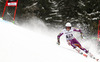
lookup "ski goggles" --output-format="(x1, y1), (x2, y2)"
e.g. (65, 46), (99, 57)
(66, 27), (71, 29)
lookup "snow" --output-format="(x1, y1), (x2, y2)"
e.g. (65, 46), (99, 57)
(0, 0), (3, 2)
(92, 18), (98, 20)
(25, 2), (37, 9)
(51, 10), (59, 12)
(0, 18), (99, 62)
(52, 1), (57, 5)
(54, 20), (62, 22)
(49, 13), (57, 15)
(78, 0), (85, 6)
(0, 18), (2, 20)
(48, 0), (52, 3)
(78, 12), (82, 15)
(57, 15), (62, 17)
(45, 17), (52, 20)
(88, 11), (100, 16)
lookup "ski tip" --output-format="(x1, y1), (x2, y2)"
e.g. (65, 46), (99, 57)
(96, 59), (99, 62)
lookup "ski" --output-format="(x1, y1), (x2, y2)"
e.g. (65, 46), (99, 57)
(75, 48), (99, 62)
(77, 50), (88, 57)
(59, 45), (99, 62)
(80, 53), (99, 61)
(90, 55), (99, 62)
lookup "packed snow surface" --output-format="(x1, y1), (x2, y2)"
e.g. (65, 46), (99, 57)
(0, 18), (99, 62)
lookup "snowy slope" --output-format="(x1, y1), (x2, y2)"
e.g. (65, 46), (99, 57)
(0, 18), (99, 62)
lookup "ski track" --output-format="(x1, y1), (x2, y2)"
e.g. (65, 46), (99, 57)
(0, 18), (99, 62)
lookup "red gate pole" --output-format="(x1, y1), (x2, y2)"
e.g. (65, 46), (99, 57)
(98, 20), (100, 41)
(2, 0), (8, 19)
(13, 0), (18, 23)
(2, 0), (18, 23)
(13, 6), (17, 23)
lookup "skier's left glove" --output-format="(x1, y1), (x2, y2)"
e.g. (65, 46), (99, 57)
(67, 40), (71, 46)
(80, 32), (83, 39)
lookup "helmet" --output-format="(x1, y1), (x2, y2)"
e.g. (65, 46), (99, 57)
(65, 22), (72, 27)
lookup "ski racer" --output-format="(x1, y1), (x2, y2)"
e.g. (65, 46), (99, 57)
(57, 22), (89, 54)
(57, 22), (99, 61)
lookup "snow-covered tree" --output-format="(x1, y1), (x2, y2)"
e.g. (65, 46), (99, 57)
(45, 0), (62, 24)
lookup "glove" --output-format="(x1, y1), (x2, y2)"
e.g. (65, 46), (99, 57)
(57, 42), (60, 45)
(80, 32), (83, 39)
(57, 38), (60, 45)
(67, 40), (71, 46)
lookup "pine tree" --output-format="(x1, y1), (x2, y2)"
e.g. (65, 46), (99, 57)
(45, 0), (62, 24)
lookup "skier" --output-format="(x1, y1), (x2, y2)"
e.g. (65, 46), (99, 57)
(57, 22), (89, 54)
(57, 22), (99, 61)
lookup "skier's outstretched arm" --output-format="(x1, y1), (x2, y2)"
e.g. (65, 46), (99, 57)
(73, 28), (82, 33)
(73, 28), (83, 38)
(57, 33), (63, 45)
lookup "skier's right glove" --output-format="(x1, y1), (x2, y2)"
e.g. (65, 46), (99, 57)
(57, 42), (60, 45)
(57, 40), (60, 45)
(57, 37), (60, 45)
